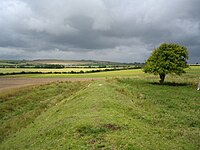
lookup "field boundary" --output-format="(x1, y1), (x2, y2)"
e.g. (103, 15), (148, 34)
(0, 78), (101, 92)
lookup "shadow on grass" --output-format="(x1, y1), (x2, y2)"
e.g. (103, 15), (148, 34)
(147, 81), (190, 86)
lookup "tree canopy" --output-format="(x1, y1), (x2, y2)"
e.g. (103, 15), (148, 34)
(143, 43), (189, 83)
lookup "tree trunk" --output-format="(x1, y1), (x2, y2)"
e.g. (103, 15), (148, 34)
(159, 74), (166, 84)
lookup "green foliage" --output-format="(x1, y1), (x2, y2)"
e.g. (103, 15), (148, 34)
(144, 43), (189, 83)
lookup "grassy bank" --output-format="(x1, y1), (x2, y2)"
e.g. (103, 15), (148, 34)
(0, 74), (199, 149)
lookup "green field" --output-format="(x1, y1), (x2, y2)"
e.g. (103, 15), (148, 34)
(0, 68), (105, 74)
(0, 69), (143, 78)
(0, 66), (200, 149)
(0, 66), (199, 81)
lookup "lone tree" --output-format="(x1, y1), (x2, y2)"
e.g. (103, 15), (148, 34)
(143, 43), (189, 84)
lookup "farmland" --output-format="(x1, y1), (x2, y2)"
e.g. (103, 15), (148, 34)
(0, 66), (200, 149)
(0, 68), (104, 74)
(0, 59), (138, 68)
(0, 59), (141, 76)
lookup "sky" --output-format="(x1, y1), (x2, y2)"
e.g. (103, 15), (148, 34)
(0, 0), (200, 63)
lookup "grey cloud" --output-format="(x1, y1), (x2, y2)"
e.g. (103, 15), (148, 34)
(0, 0), (200, 63)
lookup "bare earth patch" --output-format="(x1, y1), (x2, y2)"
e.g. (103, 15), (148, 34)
(0, 78), (100, 92)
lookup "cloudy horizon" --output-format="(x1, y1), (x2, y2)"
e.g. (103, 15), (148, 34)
(0, 0), (200, 63)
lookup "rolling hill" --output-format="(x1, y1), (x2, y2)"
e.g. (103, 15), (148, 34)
(0, 59), (130, 66)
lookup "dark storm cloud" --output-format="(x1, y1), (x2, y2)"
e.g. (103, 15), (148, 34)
(0, 0), (200, 63)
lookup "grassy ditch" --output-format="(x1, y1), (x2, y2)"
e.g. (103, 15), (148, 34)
(0, 75), (199, 149)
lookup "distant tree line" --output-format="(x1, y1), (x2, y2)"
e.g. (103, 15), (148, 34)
(189, 63), (200, 66)
(0, 63), (145, 69)
(0, 66), (142, 76)
(67, 63), (145, 68)
(0, 64), (65, 69)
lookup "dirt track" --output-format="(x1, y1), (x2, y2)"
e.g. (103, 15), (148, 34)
(0, 78), (100, 92)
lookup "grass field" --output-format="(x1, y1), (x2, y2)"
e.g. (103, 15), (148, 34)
(0, 69), (144, 79)
(0, 66), (199, 149)
(0, 66), (199, 82)
(0, 68), (105, 74)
